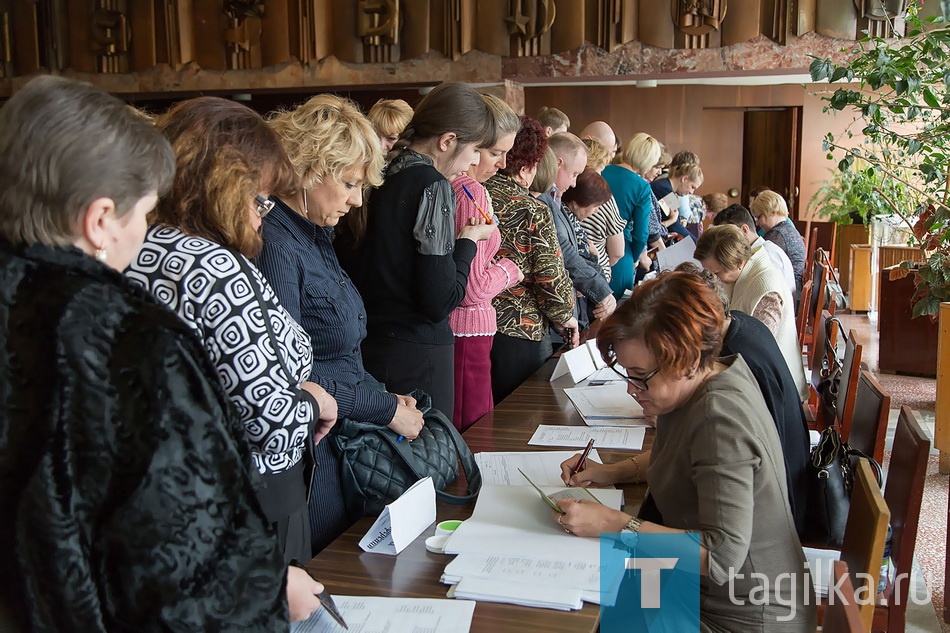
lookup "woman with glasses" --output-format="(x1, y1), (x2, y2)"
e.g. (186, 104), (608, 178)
(555, 272), (814, 632)
(126, 97), (338, 566)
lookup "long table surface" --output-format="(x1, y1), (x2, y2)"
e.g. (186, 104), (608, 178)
(304, 359), (653, 633)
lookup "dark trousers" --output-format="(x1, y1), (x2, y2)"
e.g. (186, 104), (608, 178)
(259, 462), (312, 564)
(490, 332), (553, 404)
(362, 337), (455, 418)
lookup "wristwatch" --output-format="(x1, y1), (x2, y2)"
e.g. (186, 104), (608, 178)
(622, 516), (642, 534)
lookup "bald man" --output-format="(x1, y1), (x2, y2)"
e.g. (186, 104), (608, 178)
(580, 121), (619, 155)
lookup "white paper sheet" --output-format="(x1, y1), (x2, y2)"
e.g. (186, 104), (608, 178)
(289, 596), (476, 633)
(563, 383), (646, 420)
(527, 425), (646, 450)
(359, 477), (436, 555)
(802, 546), (841, 598)
(582, 366), (625, 387)
(549, 344), (597, 383)
(474, 450), (604, 486)
(656, 236), (701, 271)
(451, 576), (583, 611)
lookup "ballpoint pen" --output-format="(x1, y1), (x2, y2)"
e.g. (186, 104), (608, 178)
(459, 183), (493, 224)
(569, 438), (595, 479)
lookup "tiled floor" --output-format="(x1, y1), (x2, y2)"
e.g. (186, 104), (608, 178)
(833, 313), (945, 633)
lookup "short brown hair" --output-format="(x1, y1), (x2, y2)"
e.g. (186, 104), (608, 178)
(398, 82), (496, 151)
(694, 224), (752, 271)
(152, 97), (297, 258)
(537, 106), (570, 131)
(0, 76), (174, 247)
(561, 168), (611, 208)
(367, 98), (413, 138)
(503, 117), (547, 180)
(597, 271), (724, 375)
(703, 192), (729, 215)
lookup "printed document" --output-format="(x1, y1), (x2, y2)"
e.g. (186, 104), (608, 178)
(563, 383), (647, 422)
(528, 425), (646, 450)
(289, 596), (475, 633)
(474, 450), (604, 486)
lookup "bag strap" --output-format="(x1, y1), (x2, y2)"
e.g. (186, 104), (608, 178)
(845, 445), (885, 487)
(421, 407), (483, 504)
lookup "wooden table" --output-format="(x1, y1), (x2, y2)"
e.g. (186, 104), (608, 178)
(305, 360), (652, 633)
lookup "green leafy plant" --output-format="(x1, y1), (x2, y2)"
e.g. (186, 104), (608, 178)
(807, 161), (906, 225)
(810, 2), (950, 316)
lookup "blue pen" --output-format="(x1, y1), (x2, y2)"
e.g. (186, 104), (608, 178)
(460, 184), (493, 224)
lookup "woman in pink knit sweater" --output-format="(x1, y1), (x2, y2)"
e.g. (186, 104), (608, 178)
(450, 95), (523, 430)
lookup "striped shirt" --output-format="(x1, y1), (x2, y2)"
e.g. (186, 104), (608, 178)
(580, 195), (626, 282)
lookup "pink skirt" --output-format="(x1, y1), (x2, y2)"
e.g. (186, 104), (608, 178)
(452, 335), (494, 431)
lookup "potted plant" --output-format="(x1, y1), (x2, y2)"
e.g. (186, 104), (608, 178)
(809, 2), (950, 317)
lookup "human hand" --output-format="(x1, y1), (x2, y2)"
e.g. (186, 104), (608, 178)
(396, 393), (416, 408)
(301, 382), (338, 444)
(388, 403), (425, 440)
(458, 216), (494, 242)
(559, 455), (617, 487)
(587, 239), (600, 257)
(669, 208), (679, 222)
(554, 317), (580, 348)
(592, 294), (616, 320)
(286, 566), (324, 622)
(554, 500), (630, 538)
(516, 266), (525, 283)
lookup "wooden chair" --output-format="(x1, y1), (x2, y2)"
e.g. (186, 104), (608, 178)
(842, 370), (890, 465)
(810, 220), (839, 266)
(871, 407), (930, 633)
(824, 561), (865, 633)
(803, 226), (819, 293)
(804, 254), (830, 366)
(842, 458), (892, 631)
(833, 330), (863, 433)
(797, 278), (814, 346)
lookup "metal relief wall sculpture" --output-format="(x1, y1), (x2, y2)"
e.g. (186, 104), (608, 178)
(224, 0), (264, 69)
(672, 0), (727, 48)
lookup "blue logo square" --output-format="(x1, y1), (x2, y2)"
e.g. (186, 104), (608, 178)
(601, 532), (701, 632)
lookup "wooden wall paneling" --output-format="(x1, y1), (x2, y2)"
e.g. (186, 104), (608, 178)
(259, 0), (292, 66)
(400, 0), (430, 60)
(816, 0), (857, 38)
(638, 0), (675, 49)
(310, 0), (332, 61)
(581, 0), (639, 53)
(550, 0), (586, 53)
(128, 0), (156, 71)
(0, 1), (12, 78)
(164, 0), (195, 69)
(65, 0), (96, 72)
(191, 0), (227, 70)
(699, 107), (745, 203)
(475, 0), (510, 56)
(721, 0), (763, 45)
(329, 0), (360, 62)
(9, 2), (41, 75)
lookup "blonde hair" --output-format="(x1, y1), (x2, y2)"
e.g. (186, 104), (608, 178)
(530, 147), (558, 194)
(270, 94), (384, 190)
(694, 224), (752, 271)
(483, 94), (520, 137)
(621, 133), (662, 175)
(751, 190), (789, 219)
(367, 98), (413, 138)
(583, 138), (612, 172)
(671, 163), (703, 184)
(656, 150), (672, 169)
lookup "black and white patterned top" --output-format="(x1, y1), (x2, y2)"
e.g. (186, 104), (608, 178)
(127, 226), (316, 475)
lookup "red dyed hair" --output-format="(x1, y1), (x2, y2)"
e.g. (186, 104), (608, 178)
(501, 116), (547, 178)
(597, 271), (724, 375)
(561, 167), (611, 208)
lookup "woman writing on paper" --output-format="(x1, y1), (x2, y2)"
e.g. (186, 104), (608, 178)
(555, 272), (814, 632)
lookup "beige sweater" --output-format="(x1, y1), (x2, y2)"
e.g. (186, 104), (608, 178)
(729, 248), (808, 400)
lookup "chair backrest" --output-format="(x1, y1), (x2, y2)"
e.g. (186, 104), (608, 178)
(881, 406), (930, 628)
(840, 458), (890, 631)
(835, 330), (863, 430)
(810, 310), (839, 390)
(797, 279), (815, 346)
(804, 225), (819, 285)
(843, 369), (890, 464)
(823, 561), (865, 633)
(811, 220), (838, 265)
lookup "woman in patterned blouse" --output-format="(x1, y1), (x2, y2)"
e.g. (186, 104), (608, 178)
(126, 97), (338, 566)
(485, 117), (577, 403)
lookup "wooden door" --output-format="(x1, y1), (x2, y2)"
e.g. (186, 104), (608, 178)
(742, 107), (802, 217)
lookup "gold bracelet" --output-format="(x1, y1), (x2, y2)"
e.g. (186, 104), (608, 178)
(629, 456), (641, 484)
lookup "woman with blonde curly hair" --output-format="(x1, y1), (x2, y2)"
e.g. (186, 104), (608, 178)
(255, 94), (426, 552)
(126, 97), (339, 567)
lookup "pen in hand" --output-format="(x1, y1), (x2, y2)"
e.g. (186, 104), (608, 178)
(569, 438), (595, 484)
(460, 183), (493, 224)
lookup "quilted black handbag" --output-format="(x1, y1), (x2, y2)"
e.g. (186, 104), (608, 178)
(331, 389), (482, 517)
(803, 426), (883, 548)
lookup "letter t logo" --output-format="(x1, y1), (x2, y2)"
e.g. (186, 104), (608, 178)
(625, 558), (679, 608)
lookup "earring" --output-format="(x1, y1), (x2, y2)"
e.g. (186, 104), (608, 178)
(95, 248), (108, 263)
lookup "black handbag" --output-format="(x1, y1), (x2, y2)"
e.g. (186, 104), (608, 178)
(331, 389), (482, 517)
(816, 316), (844, 424)
(803, 426), (883, 548)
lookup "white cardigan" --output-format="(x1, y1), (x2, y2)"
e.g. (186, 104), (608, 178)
(729, 248), (808, 400)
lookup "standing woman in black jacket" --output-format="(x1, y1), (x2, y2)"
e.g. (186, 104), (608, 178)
(0, 76), (323, 631)
(340, 82), (496, 416)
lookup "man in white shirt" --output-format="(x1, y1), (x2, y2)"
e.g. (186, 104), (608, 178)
(712, 204), (797, 297)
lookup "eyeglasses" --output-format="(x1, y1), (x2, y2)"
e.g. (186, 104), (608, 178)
(255, 194), (275, 219)
(609, 362), (660, 392)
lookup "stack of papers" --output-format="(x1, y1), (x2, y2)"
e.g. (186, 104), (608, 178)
(527, 425), (646, 450)
(563, 383), (649, 427)
(439, 485), (625, 610)
(802, 547), (840, 597)
(289, 596), (475, 632)
(474, 450), (605, 486)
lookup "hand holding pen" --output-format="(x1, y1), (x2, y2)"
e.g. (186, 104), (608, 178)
(289, 563), (349, 629)
(460, 183), (493, 224)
